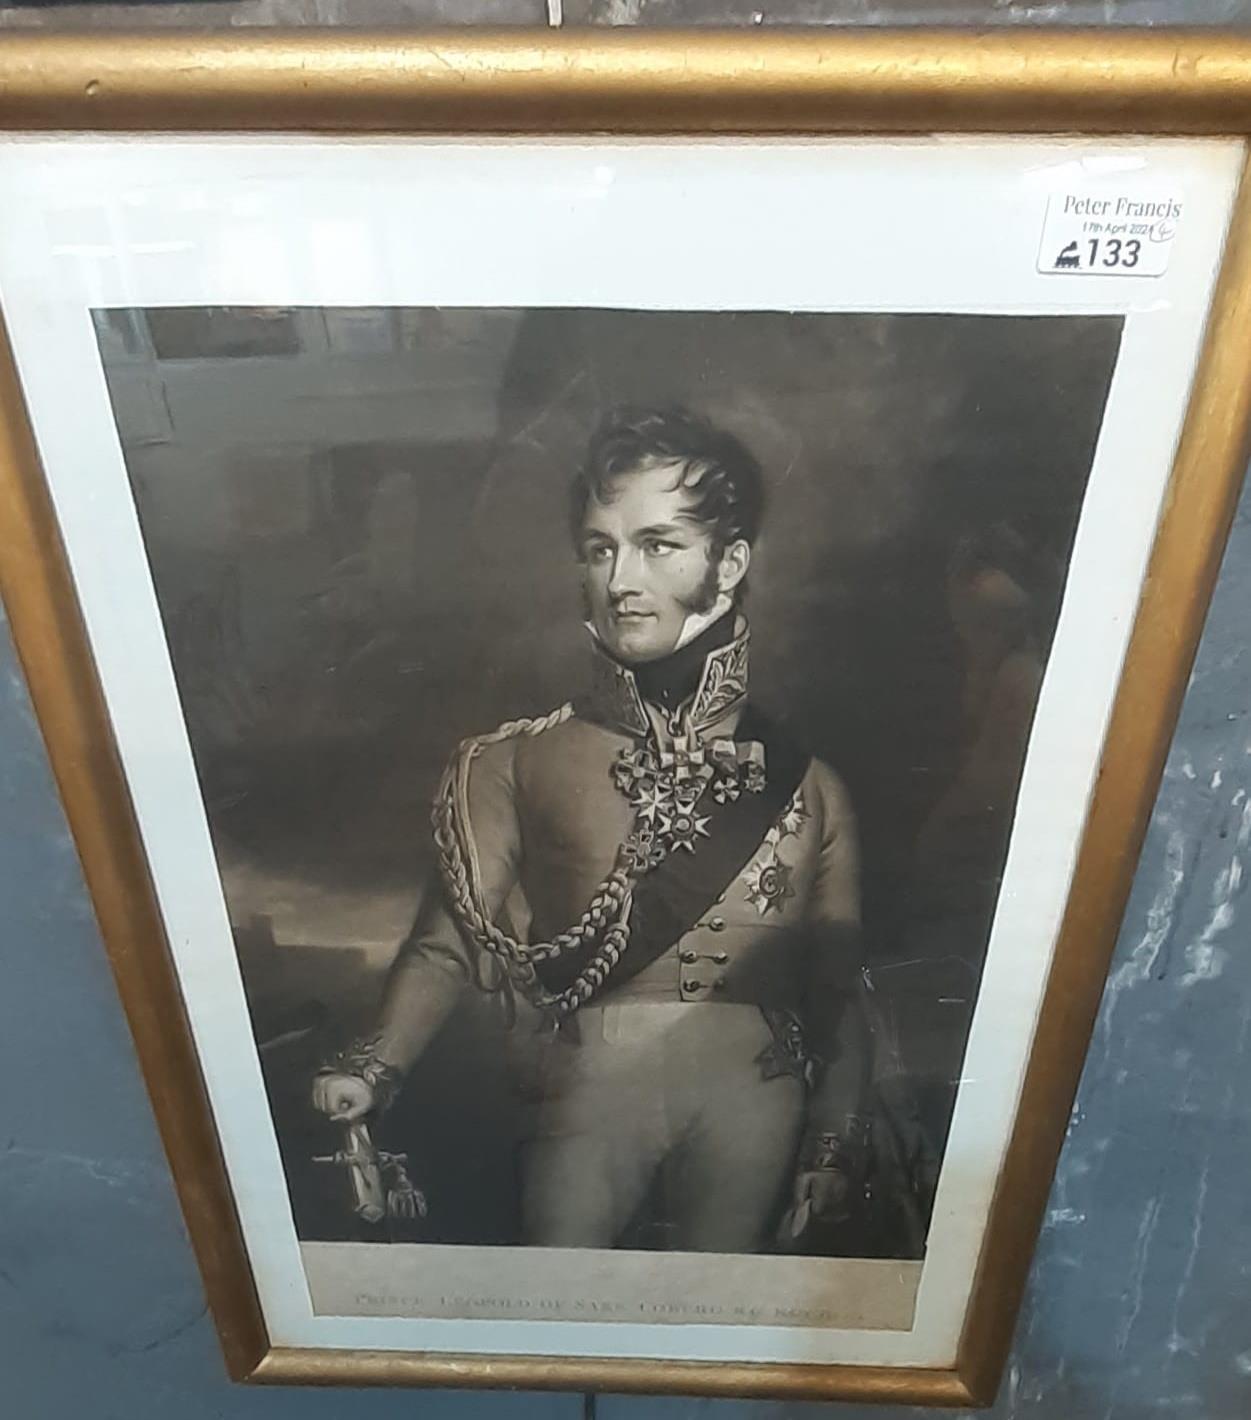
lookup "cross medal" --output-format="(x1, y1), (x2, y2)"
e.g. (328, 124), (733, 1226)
(612, 727), (766, 873)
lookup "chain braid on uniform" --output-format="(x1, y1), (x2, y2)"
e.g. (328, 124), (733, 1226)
(432, 703), (640, 1018)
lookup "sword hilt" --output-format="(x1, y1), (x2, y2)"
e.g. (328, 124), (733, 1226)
(314, 1120), (428, 1224)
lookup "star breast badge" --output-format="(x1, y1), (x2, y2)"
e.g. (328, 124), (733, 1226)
(658, 807), (711, 854)
(743, 857), (796, 916)
(765, 791), (809, 848)
(744, 792), (807, 915)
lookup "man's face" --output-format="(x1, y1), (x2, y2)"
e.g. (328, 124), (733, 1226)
(578, 459), (747, 665)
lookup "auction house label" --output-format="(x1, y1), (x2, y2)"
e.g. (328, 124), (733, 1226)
(1038, 191), (1181, 277)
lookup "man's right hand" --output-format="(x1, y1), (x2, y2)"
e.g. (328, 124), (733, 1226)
(312, 1072), (375, 1122)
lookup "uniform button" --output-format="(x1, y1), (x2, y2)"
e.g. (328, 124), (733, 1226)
(713, 976), (726, 991)
(683, 979), (704, 992)
(712, 951), (729, 965)
(709, 917), (726, 932)
(680, 949), (698, 963)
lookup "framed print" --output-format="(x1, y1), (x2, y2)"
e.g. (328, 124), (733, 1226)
(2, 29), (1251, 1407)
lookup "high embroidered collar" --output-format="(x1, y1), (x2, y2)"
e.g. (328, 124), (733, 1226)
(634, 610), (736, 713)
(581, 614), (751, 738)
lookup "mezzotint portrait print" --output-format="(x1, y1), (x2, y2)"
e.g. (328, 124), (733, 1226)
(94, 305), (1123, 1265)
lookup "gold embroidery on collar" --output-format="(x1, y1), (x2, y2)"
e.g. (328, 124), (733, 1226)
(688, 627), (750, 733)
(585, 646), (651, 737)
(584, 621), (750, 738)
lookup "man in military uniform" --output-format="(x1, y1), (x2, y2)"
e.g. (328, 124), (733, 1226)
(314, 406), (870, 1253)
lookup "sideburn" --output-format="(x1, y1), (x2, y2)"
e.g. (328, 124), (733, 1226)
(678, 557), (723, 616)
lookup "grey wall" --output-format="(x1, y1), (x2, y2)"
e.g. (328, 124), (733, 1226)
(5, 1), (1251, 27)
(3, 4), (1251, 1419)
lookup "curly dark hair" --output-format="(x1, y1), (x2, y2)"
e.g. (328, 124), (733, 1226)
(569, 405), (766, 561)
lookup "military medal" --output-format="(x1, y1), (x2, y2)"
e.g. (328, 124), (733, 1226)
(743, 857), (796, 915)
(612, 728), (765, 872)
(744, 790), (808, 915)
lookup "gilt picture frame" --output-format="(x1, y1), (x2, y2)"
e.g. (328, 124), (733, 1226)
(1, 30), (1251, 1406)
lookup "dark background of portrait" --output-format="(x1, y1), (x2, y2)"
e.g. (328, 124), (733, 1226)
(95, 305), (1122, 1255)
